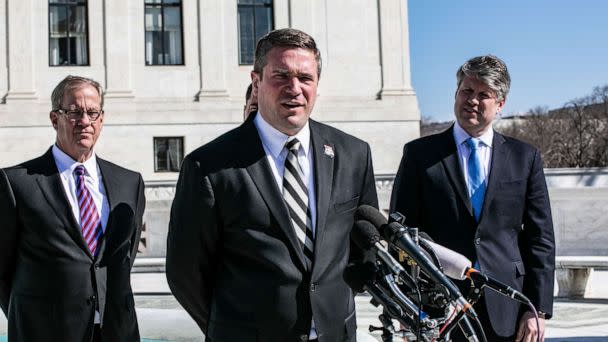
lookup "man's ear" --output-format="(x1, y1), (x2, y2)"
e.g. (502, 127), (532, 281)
(251, 71), (260, 95)
(497, 96), (506, 112)
(50, 111), (58, 130)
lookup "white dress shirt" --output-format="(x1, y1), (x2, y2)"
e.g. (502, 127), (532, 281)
(453, 121), (493, 193)
(52, 144), (110, 324)
(253, 113), (318, 339)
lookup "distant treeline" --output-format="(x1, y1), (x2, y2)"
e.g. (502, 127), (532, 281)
(497, 85), (608, 168)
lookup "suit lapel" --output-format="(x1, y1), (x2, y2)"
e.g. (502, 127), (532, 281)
(35, 149), (94, 260)
(310, 122), (334, 268)
(479, 133), (507, 223)
(440, 127), (473, 216)
(243, 117), (307, 270)
(96, 158), (117, 260)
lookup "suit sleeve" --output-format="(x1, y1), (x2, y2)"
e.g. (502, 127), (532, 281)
(390, 143), (421, 227)
(359, 143), (379, 209)
(166, 155), (219, 334)
(129, 174), (146, 268)
(520, 150), (555, 318)
(0, 169), (18, 317)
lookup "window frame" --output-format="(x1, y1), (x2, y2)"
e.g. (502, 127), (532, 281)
(153, 136), (184, 173)
(237, 0), (274, 65)
(144, 0), (185, 66)
(48, 0), (90, 67)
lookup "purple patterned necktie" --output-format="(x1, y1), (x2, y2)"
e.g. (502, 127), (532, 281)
(74, 165), (103, 256)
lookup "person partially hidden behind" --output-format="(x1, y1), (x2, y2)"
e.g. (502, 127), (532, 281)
(166, 28), (378, 342)
(243, 83), (258, 120)
(390, 55), (555, 342)
(0, 76), (145, 342)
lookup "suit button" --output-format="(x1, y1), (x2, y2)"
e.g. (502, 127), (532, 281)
(474, 238), (481, 245)
(94, 264), (100, 270)
(310, 282), (317, 292)
(299, 334), (308, 341)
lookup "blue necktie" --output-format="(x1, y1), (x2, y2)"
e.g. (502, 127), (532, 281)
(467, 138), (486, 222)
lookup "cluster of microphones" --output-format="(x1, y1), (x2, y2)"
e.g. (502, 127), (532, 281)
(345, 205), (536, 342)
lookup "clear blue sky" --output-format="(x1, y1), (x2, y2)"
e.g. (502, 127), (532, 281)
(408, 1), (608, 122)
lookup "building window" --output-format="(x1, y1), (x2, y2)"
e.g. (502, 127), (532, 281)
(145, 0), (184, 65)
(237, 0), (273, 65)
(48, 0), (89, 66)
(154, 137), (183, 172)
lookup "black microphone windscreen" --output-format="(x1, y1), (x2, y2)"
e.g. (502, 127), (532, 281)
(355, 205), (387, 229)
(344, 261), (378, 292)
(351, 220), (381, 250)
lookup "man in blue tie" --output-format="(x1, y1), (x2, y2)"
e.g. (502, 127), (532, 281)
(390, 55), (555, 342)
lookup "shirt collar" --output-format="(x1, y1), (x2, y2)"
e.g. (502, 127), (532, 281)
(253, 112), (311, 158)
(453, 121), (494, 148)
(52, 144), (100, 179)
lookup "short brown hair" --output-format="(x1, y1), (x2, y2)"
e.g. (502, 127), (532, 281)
(51, 75), (104, 110)
(253, 28), (322, 79)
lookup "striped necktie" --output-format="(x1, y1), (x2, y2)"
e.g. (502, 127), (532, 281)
(282, 138), (314, 268)
(467, 138), (486, 221)
(74, 165), (103, 256)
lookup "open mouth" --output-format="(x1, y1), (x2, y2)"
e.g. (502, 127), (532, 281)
(464, 107), (478, 115)
(282, 103), (303, 109)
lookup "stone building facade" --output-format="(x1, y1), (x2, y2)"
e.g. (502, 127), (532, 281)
(0, 0), (419, 176)
(0, 0), (420, 256)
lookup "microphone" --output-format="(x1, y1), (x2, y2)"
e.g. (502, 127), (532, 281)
(351, 220), (409, 281)
(343, 262), (407, 321)
(383, 221), (470, 305)
(464, 268), (529, 304)
(351, 220), (418, 291)
(355, 206), (472, 313)
(417, 232), (530, 304)
(350, 220), (435, 327)
(418, 233), (472, 280)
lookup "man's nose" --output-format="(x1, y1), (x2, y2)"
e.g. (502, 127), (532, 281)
(467, 95), (480, 105)
(285, 77), (302, 95)
(75, 112), (92, 126)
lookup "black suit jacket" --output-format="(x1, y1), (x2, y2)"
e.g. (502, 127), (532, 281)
(390, 127), (555, 337)
(166, 114), (378, 342)
(0, 148), (145, 342)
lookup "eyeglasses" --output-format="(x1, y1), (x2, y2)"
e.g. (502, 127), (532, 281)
(54, 109), (104, 121)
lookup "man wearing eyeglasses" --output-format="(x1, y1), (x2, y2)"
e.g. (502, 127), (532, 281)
(0, 75), (145, 342)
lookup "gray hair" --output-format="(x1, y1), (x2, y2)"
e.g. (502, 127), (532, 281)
(456, 55), (510, 102)
(253, 28), (322, 79)
(51, 75), (104, 110)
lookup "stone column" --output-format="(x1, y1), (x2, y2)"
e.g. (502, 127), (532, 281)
(5, 0), (37, 101)
(289, 0), (315, 35)
(0, 0), (7, 100)
(198, 0), (228, 98)
(104, 0), (134, 98)
(378, 0), (415, 97)
(273, 0), (290, 28)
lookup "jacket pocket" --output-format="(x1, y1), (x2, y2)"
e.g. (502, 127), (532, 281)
(334, 196), (360, 214)
(515, 261), (526, 277)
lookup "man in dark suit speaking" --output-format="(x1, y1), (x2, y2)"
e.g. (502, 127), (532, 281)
(167, 28), (378, 342)
(0, 76), (145, 342)
(390, 55), (555, 342)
